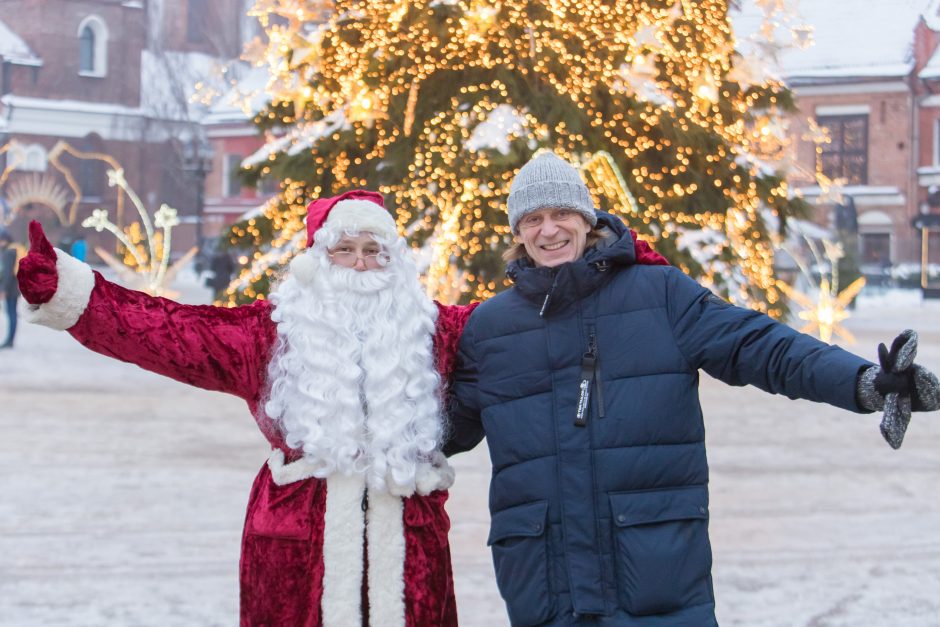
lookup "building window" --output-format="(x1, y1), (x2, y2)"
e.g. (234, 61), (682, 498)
(860, 232), (891, 266)
(935, 119), (940, 166)
(78, 159), (102, 199)
(224, 154), (244, 197)
(77, 16), (108, 77)
(259, 176), (279, 196)
(929, 231), (940, 265)
(188, 0), (210, 44)
(817, 114), (868, 185)
(79, 27), (94, 72)
(9, 143), (47, 172)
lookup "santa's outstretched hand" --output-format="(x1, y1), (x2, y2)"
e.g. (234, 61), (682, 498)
(17, 220), (59, 305)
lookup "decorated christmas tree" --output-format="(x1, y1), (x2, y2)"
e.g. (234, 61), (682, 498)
(226, 0), (808, 316)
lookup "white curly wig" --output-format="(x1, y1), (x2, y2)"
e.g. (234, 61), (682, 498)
(263, 223), (442, 496)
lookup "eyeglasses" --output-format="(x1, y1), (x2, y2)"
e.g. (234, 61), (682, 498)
(327, 247), (390, 268)
(518, 208), (578, 230)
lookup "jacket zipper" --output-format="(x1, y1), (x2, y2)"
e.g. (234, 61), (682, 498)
(539, 272), (559, 318)
(589, 327), (605, 418)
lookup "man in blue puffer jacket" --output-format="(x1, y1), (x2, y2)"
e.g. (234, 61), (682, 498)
(443, 152), (940, 626)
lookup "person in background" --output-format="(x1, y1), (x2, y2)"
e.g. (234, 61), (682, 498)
(444, 152), (940, 626)
(69, 232), (87, 262)
(0, 230), (20, 349)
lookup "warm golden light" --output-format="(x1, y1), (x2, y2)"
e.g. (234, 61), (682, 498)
(226, 0), (806, 313)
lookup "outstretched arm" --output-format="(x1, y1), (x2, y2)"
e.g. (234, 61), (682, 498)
(666, 267), (939, 444)
(17, 221), (274, 401)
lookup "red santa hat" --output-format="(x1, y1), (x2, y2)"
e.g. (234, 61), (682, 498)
(304, 189), (397, 247)
(292, 190), (398, 282)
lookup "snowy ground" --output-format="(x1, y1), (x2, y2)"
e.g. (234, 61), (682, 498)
(1, 274), (939, 627)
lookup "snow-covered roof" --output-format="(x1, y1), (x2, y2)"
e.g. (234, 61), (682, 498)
(919, 49), (940, 79)
(0, 18), (41, 66)
(732, 0), (929, 81)
(924, 0), (940, 30)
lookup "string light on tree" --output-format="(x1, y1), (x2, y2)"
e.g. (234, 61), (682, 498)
(228, 0), (811, 316)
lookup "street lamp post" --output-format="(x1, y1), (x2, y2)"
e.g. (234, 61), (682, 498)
(182, 137), (214, 267)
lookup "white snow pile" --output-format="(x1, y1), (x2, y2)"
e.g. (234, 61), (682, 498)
(242, 110), (349, 168)
(465, 104), (527, 155)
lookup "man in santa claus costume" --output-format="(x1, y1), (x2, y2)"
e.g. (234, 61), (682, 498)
(16, 190), (475, 627)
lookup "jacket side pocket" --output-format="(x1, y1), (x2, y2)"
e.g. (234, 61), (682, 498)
(488, 500), (555, 626)
(609, 486), (713, 616)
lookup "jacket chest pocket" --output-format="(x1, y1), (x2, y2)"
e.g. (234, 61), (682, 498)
(609, 486), (713, 616)
(487, 500), (555, 626)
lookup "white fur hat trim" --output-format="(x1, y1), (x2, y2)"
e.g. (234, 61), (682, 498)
(323, 199), (398, 240)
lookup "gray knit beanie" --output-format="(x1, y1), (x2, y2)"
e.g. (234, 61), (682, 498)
(507, 152), (597, 234)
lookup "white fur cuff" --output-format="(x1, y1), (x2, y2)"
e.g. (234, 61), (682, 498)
(24, 248), (95, 331)
(415, 451), (456, 495)
(267, 448), (321, 485)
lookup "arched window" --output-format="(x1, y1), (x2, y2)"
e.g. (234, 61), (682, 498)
(77, 16), (108, 77)
(24, 145), (48, 172)
(79, 26), (94, 72)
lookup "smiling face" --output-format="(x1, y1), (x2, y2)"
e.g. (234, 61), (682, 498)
(516, 207), (592, 268)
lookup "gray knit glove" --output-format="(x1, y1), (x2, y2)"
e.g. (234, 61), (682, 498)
(856, 330), (940, 449)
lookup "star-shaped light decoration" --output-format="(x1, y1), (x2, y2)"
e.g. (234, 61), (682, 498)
(615, 55), (674, 108)
(80, 169), (197, 296)
(693, 69), (720, 107)
(346, 83), (385, 125)
(388, 0), (410, 30)
(462, 0), (501, 45)
(633, 22), (662, 49)
(84, 208), (112, 232)
(727, 53), (770, 91)
(153, 204), (180, 229)
(776, 276), (866, 344)
(791, 24), (814, 50)
(755, 0), (791, 13)
(776, 239), (867, 344)
(814, 172), (847, 206)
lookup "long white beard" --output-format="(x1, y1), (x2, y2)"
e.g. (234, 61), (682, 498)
(263, 240), (442, 496)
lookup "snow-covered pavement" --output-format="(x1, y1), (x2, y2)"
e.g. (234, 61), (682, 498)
(1, 281), (939, 626)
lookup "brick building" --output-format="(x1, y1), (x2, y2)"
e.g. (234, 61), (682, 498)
(758, 0), (940, 286)
(0, 0), (252, 260)
(200, 68), (273, 247)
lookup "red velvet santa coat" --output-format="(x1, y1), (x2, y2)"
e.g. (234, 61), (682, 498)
(25, 249), (476, 627)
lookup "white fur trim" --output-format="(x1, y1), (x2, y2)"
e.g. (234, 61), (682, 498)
(24, 248), (95, 331)
(415, 451), (456, 495)
(266, 448), (321, 485)
(367, 490), (406, 627)
(268, 450), (409, 626)
(322, 474), (366, 627)
(325, 199), (398, 240)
